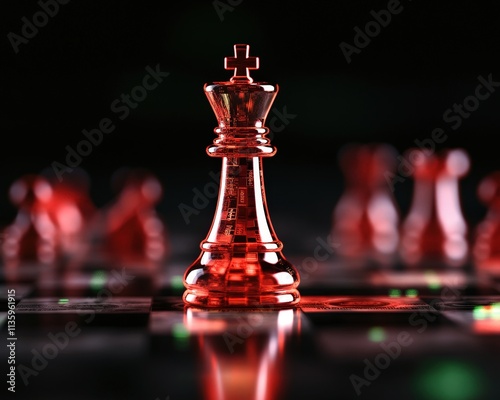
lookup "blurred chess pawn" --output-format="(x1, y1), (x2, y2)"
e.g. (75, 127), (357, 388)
(41, 168), (96, 261)
(331, 143), (400, 267)
(1, 174), (58, 268)
(472, 171), (500, 276)
(400, 148), (470, 268)
(98, 168), (168, 268)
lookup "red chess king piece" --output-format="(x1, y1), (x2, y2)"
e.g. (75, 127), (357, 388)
(182, 44), (300, 308)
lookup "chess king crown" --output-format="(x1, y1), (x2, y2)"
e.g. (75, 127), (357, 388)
(204, 43), (278, 157)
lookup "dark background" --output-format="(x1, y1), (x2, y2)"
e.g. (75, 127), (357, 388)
(2, 0), (500, 259)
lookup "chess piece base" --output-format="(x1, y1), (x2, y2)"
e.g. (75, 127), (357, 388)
(183, 251), (300, 308)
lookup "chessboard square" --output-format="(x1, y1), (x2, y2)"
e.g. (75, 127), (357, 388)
(16, 297), (152, 314)
(299, 295), (436, 313)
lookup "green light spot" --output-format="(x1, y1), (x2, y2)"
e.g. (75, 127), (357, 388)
(172, 323), (189, 339)
(90, 270), (107, 290)
(172, 323), (190, 349)
(413, 360), (486, 400)
(425, 271), (441, 290)
(170, 275), (184, 291)
(473, 306), (488, 320)
(406, 289), (419, 297)
(473, 304), (500, 320)
(58, 298), (69, 304)
(389, 289), (401, 297)
(368, 326), (386, 342)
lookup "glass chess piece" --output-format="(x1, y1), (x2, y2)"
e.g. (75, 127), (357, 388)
(400, 148), (470, 268)
(182, 44), (300, 308)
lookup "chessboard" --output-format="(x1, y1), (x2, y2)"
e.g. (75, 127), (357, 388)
(2, 254), (500, 400)
(3, 123), (500, 400)
(3, 145), (500, 400)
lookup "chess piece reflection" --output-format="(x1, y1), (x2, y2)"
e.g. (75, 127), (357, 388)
(1, 175), (58, 282)
(472, 171), (500, 276)
(400, 148), (470, 268)
(182, 44), (300, 307)
(184, 307), (298, 400)
(99, 168), (168, 269)
(331, 143), (400, 267)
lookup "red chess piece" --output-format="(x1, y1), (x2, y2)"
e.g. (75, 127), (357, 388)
(1, 174), (58, 267)
(100, 168), (168, 267)
(331, 143), (400, 267)
(42, 169), (96, 259)
(400, 148), (470, 268)
(182, 44), (300, 308)
(472, 171), (500, 275)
